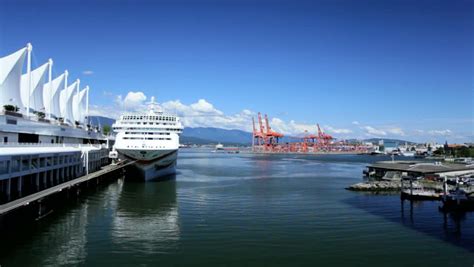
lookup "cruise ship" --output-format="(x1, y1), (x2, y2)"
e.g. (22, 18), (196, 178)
(112, 99), (183, 180)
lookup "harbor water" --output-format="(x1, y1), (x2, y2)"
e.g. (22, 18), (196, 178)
(1, 150), (473, 266)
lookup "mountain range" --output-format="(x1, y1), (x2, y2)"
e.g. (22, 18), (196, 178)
(89, 116), (415, 145)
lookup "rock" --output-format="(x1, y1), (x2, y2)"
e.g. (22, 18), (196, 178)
(346, 181), (401, 192)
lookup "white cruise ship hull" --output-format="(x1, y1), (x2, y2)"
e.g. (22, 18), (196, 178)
(117, 149), (178, 181)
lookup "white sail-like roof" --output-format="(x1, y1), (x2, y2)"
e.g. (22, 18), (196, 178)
(20, 61), (49, 112)
(72, 87), (88, 124)
(59, 80), (77, 124)
(43, 72), (66, 119)
(0, 47), (27, 108)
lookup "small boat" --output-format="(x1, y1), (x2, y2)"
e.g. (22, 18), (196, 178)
(440, 188), (474, 211)
(401, 151), (415, 157)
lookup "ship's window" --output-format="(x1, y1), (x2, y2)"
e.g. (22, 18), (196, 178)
(3, 137), (7, 143)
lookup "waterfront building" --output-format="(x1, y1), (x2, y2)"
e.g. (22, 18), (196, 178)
(0, 44), (102, 144)
(0, 44), (112, 209)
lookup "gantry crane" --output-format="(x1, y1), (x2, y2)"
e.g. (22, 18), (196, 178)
(264, 114), (284, 145)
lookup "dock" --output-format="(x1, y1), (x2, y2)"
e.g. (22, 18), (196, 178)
(349, 160), (474, 212)
(364, 160), (474, 179)
(0, 160), (133, 216)
(0, 143), (137, 219)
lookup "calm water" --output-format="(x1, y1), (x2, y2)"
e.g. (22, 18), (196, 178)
(1, 150), (473, 266)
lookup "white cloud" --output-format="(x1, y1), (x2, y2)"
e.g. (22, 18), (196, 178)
(89, 91), (469, 142)
(189, 99), (223, 114)
(82, 70), (94, 75)
(363, 126), (387, 136)
(161, 99), (253, 131)
(115, 91), (147, 110)
(428, 129), (452, 136)
(324, 125), (353, 134)
(268, 119), (317, 136)
(386, 127), (405, 136)
(88, 104), (122, 118)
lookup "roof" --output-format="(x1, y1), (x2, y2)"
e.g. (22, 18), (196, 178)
(368, 161), (474, 174)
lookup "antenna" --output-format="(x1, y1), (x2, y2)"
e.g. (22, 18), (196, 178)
(146, 96), (162, 112)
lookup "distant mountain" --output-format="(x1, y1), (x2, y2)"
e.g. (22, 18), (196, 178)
(88, 117), (252, 145)
(182, 127), (252, 145)
(180, 135), (215, 145)
(363, 138), (417, 145)
(89, 116), (115, 127)
(87, 118), (417, 146)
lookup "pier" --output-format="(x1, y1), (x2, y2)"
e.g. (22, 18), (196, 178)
(364, 160), (474, 180)
(349, 160), (474, 212)
(0, 143), (109, 204)
(0, 160), (132, 215)
(0, 143), (134, 218)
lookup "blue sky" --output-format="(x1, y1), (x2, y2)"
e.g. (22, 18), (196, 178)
(0, 0), (472, 142)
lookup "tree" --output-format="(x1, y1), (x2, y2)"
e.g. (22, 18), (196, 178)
(34, 111), (45, 119)
(433, 147), (444, 155)
(455, 147), (472, 157)
(102, 125), (111, 135)
(3, 105), (19, 112)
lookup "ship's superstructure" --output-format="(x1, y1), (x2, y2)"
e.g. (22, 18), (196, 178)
(112, 101), (183, 180)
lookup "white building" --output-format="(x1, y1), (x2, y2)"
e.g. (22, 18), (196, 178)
(0, 43), (104, 144)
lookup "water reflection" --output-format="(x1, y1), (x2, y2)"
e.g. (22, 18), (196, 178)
(347, 195), (474, 252)
(111, 177), (180, 254)
(41, 201), (89, 265)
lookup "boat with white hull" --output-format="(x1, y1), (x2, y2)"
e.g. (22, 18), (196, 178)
(112, 100), (183, 181)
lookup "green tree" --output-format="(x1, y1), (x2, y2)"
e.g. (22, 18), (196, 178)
(455, 147), (471, 157)
(102, 125), (111, 135)
(433, 147), (444, 155)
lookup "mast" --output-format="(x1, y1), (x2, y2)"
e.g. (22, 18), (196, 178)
(85, 86), (89, 125)
(47, 58), (53, 119)
(26, 43), (32, 117)
(63, 70), (68, 121)
(75, 79), (80, 125)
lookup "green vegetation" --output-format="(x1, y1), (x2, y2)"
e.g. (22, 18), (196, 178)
(3, 105), (19, 112)
(34, 111), (46, 119)
(434, 146), (474, 157)
(102, 125), (111, 135)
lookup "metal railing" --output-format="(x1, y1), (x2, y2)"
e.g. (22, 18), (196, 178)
(0, 142), (106, 149)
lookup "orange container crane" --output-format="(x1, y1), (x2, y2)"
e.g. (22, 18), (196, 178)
(252, 117), (264, 146)
(264, 114), (284, 145)
(317, 124), (333, 149)
(257, 112), (268, 145)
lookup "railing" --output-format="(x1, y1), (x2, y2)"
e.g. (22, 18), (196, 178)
(1, 111), (104, 133)
(0, 142), (106, 149)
